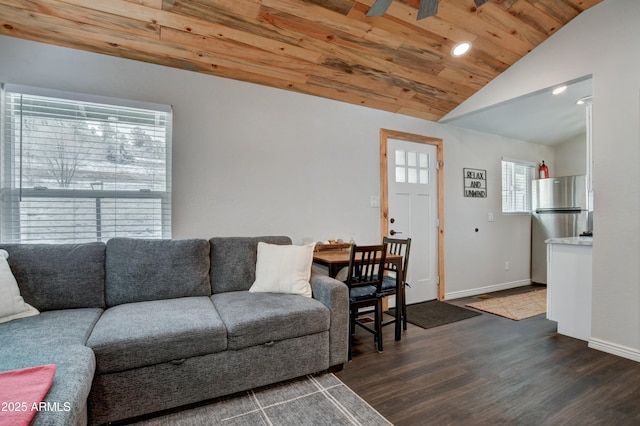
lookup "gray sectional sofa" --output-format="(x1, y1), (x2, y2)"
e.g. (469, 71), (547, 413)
(0, 236), (348, 425)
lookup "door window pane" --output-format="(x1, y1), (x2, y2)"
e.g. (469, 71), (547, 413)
(407, 151), (417, 167)
(408, 168), (418, 184)
(419, 153), (429, 168)
(394, 149), (429, 185)
(420, 169), (428, 184)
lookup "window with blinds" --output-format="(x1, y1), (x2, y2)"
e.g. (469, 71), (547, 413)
(501, 159), (535, 213)
(1, 85), (172, 243)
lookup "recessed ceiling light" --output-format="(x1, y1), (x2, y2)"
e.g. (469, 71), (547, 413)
(576, 95), (593, 105)
(552, 85), (567, 95)
(452, 42), (471, 57)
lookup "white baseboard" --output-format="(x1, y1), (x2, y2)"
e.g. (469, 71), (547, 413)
(444, 280), (533, 300)
(588, 338), (640, 363)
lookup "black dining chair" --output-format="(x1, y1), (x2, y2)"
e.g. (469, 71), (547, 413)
(344, 243), (387, 360)
(381, 237), (411, 331)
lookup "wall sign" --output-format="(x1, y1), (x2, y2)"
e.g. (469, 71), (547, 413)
(464, 168), (487, 198)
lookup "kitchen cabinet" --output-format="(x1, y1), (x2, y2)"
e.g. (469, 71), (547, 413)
(546, 237), (593, 341)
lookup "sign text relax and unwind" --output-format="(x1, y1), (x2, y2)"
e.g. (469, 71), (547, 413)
(464, 168), (487, 198)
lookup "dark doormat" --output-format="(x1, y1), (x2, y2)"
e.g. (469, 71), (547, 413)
(389, 300), (481, 330)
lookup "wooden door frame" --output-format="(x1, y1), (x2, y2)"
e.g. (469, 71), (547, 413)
(379, 129), (445, 301)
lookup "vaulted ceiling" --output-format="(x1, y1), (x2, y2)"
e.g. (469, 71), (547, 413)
(0, 0), (601, 121)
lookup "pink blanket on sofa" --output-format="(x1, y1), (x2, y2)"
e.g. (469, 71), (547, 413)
(0, 364), (56, 426)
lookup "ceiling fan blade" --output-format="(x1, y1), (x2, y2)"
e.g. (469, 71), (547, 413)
(366, 0), (393, 16)
(474, 0), (490, 7)
(417, 0), (439, 20)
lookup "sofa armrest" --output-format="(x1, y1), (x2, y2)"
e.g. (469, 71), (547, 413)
(310, 272), (348, 367)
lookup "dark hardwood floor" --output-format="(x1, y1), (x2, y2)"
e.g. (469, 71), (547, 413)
(336, 287), (640, 425)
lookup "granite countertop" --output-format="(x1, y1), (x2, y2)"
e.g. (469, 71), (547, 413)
(545, 236), (593, 246)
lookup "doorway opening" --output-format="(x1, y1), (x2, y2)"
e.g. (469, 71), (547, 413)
(379, 129), (445, 301)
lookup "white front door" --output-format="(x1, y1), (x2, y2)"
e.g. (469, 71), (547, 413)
(387, 138), (439, 303)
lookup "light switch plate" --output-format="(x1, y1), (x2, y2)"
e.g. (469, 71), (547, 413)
(488, 212), (494, 222)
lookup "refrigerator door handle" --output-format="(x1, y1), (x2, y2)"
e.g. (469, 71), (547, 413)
(535, 207), (584, 214)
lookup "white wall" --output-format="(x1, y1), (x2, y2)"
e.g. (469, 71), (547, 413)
(440, 125), (551, 297)
(0, 34), (552, 301)
(554, 133), (587, 177)
(446, 0), (640, 361)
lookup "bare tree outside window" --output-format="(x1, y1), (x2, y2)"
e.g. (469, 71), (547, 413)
(22, 117), (100, 189)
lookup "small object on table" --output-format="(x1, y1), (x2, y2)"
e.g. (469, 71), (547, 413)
(314, 242), (351, 252)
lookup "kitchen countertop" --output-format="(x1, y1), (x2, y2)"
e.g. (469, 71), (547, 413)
(545, 236), (593, 246)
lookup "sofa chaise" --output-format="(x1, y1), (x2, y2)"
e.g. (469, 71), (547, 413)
(0, 236), (348, 425)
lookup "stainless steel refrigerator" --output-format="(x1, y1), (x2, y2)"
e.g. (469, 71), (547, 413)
(531, 175), (589, 284)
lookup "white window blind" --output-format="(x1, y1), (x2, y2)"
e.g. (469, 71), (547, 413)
(1, 84), (172, 243)
(501, 158), (535, 213)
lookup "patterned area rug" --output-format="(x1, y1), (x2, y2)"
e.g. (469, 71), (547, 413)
(465, 289), (547, 320)
(133, 373), (391, 426)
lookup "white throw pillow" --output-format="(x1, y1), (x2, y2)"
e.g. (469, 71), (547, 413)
(0, 249), (39, 324)
(249, 242), (315, 298)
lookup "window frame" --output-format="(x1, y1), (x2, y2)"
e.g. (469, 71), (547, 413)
(0, 84), (172, 243)
(501, 157), (535, 214)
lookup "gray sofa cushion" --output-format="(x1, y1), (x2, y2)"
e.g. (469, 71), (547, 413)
(209, 236), (291, 293)
(0, 308), (103, 347)
(0, 308), (102, 425)
(0, 344), (95, 426)
(0, 243), (106, 311)
(211, 291), (329, 350)
(87, 297), (227, 374)
(105, 238), (211, 306)
(88, 333), (329, 425)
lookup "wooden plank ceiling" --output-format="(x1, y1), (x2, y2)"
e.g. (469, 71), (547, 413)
(0, 0), (602, 121)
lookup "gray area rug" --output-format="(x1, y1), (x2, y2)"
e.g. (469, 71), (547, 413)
(133, 373), (391, 426)
(389, 300), (481, 330)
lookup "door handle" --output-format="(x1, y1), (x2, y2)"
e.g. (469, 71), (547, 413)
(390, 230), (402, 236)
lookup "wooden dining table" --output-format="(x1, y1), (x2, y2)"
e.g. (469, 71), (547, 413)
(312, 249), (405, 341)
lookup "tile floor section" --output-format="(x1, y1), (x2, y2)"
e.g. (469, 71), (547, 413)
(134, 374), (391, 426)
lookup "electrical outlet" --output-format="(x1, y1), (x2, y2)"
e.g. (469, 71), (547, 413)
(504, 261), (510, 271)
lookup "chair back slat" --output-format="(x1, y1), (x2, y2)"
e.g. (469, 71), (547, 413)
(382, 237), (411, 278)
(345, 243), (387, 293)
